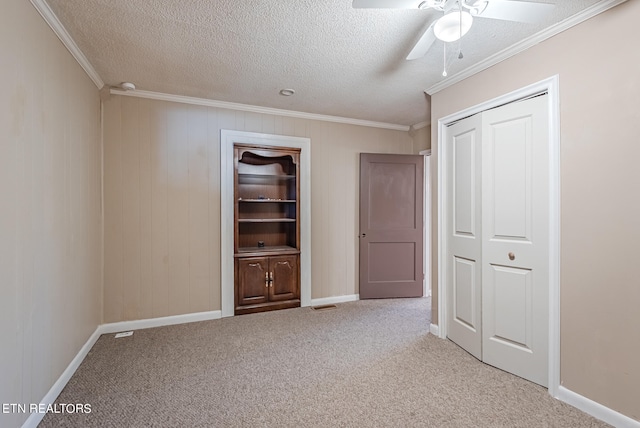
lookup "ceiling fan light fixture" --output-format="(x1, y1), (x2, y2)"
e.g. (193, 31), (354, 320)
(434, 10), (473, 42)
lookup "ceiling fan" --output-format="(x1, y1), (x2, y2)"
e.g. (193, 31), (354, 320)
(353, 0), (555, 60)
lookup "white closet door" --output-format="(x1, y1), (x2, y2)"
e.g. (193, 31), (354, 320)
(446, 114), (483, 360)
(481, 94), (549, 386)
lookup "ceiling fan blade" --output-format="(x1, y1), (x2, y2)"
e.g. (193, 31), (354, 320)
(352, 0), (425, 9)
(406, 23), (436, 60)
(478, 1), (554, 24)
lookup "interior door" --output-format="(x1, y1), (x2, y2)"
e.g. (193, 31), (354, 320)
(444, 94), (549, 386)
(446, 114), (483, 360)
(481, 95), (549, 386)
(359, 153), (424, 299)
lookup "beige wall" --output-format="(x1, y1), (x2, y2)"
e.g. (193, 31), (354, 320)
(102, 95), (413, 322)
(0, 1), (102, 427)
(430, 1), (639, 421)
(411, 124), (431, 154)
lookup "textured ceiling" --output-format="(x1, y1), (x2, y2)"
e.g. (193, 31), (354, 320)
(45, 0), (604, 127)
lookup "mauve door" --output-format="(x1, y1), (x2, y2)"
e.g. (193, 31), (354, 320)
(359, 153), (424, 298)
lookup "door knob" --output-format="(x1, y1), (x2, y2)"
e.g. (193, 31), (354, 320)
(359, 233), (366, 238)
(508, 252), (515, 261)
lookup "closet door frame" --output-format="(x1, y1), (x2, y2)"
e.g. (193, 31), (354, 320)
(435, 75), (560, 396)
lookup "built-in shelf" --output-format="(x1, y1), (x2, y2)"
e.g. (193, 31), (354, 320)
(238, 218), (296, 223)
(234, 144), (301, 315)
(238, 199), (296, 203)
(236, 245), (299, 255)
(238, 173), (296, 182)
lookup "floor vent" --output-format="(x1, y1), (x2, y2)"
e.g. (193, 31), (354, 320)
(311, 304), (337, 311)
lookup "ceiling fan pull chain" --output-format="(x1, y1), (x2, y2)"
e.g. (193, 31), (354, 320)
(458, 3), (464, 59)
(442, 43), (448, 77)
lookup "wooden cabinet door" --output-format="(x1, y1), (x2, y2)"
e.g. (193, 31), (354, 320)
(268, 255), (298, 302)
(236, 257), (269, 307)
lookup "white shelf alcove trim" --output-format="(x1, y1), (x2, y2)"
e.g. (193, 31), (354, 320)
(220, 130), (312, 317)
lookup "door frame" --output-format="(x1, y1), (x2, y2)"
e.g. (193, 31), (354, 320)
(420, 150), (432, 298)
(220, 130), (311, 317)
(436, 75), (560, 396)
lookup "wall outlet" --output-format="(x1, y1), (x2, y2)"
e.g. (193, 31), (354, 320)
(115, 331), (133, 338)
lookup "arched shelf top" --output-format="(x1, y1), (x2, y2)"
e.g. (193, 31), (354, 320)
(236, 144), (300, 166)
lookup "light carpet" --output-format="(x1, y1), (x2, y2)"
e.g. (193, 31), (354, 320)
(40, 298), (609, 427)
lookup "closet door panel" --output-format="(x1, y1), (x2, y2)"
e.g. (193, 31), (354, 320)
(446, 113), (483, 360)
(482, 95), (549, 387)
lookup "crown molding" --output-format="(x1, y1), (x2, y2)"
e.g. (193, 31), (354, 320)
(30, 0), (104, 89)
(425, 0), (628, 95)
(29, 0), (412, 131)
(411, 121), (430, 130)
(110, 88), (411, 132)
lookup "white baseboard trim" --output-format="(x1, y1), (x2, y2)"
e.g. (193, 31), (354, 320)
(429, 323), (440, 336)
(310, 294), (359, 307)
(21, 310), (222, 428)
(98, 310), (222, 335)
(22, 328), (103, 428)
(556, 386), (639, 428)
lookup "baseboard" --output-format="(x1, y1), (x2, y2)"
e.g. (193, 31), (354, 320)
(310, 294), (359, 307)
(21, 327), (103, 428)
(21, 310), (222, 428)
(99, 310), (223, 334)
(429, 323), (440, 336)
(556, 386), (639, 428)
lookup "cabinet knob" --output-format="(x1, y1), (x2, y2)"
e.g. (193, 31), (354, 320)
(508, 252), (515, 261)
